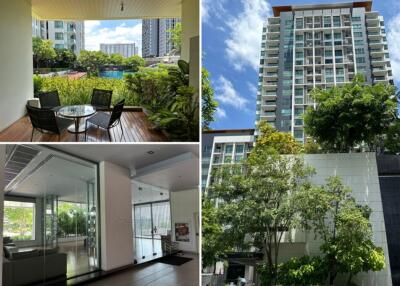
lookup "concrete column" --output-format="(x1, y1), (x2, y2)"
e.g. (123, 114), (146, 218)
(0, 145), (5, 283)
(0, 1), (33, 131)
(99, 161), (133, 271)
(181, 0), (200, 93)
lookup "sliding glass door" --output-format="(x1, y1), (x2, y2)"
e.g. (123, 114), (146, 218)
(133, 201), (171, 263)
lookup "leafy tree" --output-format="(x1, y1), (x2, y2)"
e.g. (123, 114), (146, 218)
(4, 206), (34, 240)
(167, 22), (182, 52)
(108, 53), (124, 66)
(201, 68), (218, 130)
(304, 74), (397, 152)
(202, 196), (232, 270)
(77, 50), (108, 77)
(295, 176), (385, 285)
(32, 37), (56, 69)
(208, 127), (315, 285)
(384, 119), (400, 154)
(124, 55), (145, 72)
(54, 48), (76, 68)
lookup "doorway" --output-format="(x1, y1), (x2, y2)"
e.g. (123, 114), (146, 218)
(133, 200), (171, 263)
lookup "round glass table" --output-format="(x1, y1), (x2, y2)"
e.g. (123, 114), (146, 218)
(58, 105), (96, 134)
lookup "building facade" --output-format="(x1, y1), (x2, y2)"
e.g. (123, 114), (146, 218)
(202, 129), (255, 190)
(100, 43), (139, 58)
(256, 1), (393, 143)
(32, 19), (85, 54)
(142, 18), (181, 58)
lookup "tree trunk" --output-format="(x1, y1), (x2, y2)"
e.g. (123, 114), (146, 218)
(347, 273), (353, 286)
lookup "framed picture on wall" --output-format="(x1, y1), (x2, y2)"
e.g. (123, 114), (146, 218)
(175, 223), (190, 242)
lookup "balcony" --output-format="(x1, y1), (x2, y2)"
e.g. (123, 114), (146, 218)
(372, 67), (388, 76)
(262, 93), (277, 100)
(262, 101), (277, 111)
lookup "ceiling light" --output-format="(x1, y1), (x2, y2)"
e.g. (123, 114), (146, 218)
(147, 150), (155, 155)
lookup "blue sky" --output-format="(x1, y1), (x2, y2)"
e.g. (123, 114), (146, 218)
(202, 0), (400, 130)
(84, 20), (142, 54)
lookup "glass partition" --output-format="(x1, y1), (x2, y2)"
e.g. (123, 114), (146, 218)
(3, 145), (100, 285)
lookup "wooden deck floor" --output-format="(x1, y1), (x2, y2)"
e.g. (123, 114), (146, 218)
(0, 111), (168, 142)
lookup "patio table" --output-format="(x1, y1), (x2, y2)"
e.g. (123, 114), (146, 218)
(58, 105), (96, 140)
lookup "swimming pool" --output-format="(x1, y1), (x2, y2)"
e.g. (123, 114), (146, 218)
(99, 70), (134, 79)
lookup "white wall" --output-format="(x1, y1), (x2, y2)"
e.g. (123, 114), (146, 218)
(170, 189), (199, 253)
(0, 145), (5, 283)
(0, 1), (33, 131)
(303, 153), (392, 286)
(99, 161), (134, 271)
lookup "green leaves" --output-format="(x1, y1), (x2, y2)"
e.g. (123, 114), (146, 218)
(304, 75), (397, 152)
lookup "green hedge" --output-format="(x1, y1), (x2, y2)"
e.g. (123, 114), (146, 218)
(40, 77), (140, 106)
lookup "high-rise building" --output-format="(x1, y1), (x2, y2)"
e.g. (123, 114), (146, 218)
(100, 43), (139, 58)
(32, 19), (85, 55)
(142, 18), (181, 58)
(256, 1), (394, 143)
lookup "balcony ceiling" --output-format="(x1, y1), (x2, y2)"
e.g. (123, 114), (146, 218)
(31, 0), (182, 20)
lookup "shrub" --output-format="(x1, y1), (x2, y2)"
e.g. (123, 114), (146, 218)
(40, 76), (138, 106)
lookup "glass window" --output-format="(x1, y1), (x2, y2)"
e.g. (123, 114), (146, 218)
(225, 144), (233, 154)
(224, 155), (232, 163)
(352, 16), (361, 22)
(324, 33), (332, 40)
(334, 32), (342, 39)
(354, 40), (363, 46)
(296, 18), (303, 29)
(324, 16), (331, 27)
(55, 44), (64, 49)
(325, 68), (333, 75)
(234, 154), (244, 163)
(281, 109), (292, 115)
(356, 57), (366, 63)
(214, 144), (222, 153)
(55, 32), (64, 40)
(333, 16), (341, 27)
(213, 154), (221, 164)
(325, 50), (333, 57)
(354, 32), (363, 37)
(296, 34), (303, 41)
(355, 48), (365, 54)
(294, 130), (303, 139)
(54, 21), (64, 28)
(4, 201), (35, 241)
(295, 88), (303, 96)
(235, 144), (244, 154)
(335, 50), (343, 57)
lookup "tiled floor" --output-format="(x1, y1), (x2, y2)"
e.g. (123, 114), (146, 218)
(85, 253), (199, 286)
(133, 237), (163, 264)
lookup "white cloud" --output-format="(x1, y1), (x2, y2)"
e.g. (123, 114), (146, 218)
(215, 107), (227, 119)
(214, 75), (249, 110)
(225, 0), (271, 71)
(387, 14), (400, 83)
(84, 21), (142, 55)
(202, 0), (227, 23)
(247, 82), (258, 98)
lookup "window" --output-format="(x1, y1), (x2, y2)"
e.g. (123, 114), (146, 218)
(4, 201), (35, 241)
(281, 109), (292, 116)
(54, 21), (63, 28)
(213, 155), (221, 164)
(296, 18), (303, 29)
(354, 39), (363, 46)
(354, 32), (363, 37)
(335, 50), (343, 57)
(355, 48), (365, 55)
(295, 88), (303, 96)
(333, 16), (341, 27)
(224, 155), (232, 163)
(334, 32), (342, 40)
(356, 57), (366, 63)
(55, 44), (64, 49)
(214, 144), (222, 153)
(296, 34), (303, 42)
(55, 32), (64, 40)
(325, 50), (333, 57)
(225, 144), (233, 154)
(294, 130), (303, 139)
(234, 154), (244, 163)
(352, 23), (362, 29)
(235, 144), (244, 154)
(324, 16), (331, 27)
(352, 16), (361, 22)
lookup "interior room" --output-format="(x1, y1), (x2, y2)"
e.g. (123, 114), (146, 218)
(0, 144), (199, 286)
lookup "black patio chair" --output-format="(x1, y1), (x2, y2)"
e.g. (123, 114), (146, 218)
(85, 99), (125, 142)
(26, 105), (73, 142)
(37, 90), (62, 112)
(91, 89), (113, 110)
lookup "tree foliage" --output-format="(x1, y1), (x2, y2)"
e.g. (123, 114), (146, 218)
(77, 50), (108, 77)
(167, 22), (182, 52)
(202, 68), (218, 130)
(54, 48), (76, 68)
(304, 74), (397, 152)
(32, 37), (56, 69)
(124, 55), (146, 72)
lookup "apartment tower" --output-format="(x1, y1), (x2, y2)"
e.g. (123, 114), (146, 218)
(142, 18), (181, 58)
(100, 43), (139, 58)
(32, 20), (85, 55)
(256, 1), (393, 143)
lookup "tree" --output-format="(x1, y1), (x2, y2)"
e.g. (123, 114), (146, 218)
(304, 74), (397, 152)
(201, 68), (218, 130)
(295, 176), (385, 285)
(208, 127), (315, 285)
(384, 119), (400, 154)
(168, 22), (182, 52)
(54, 48), (76, 68)
(108, 53), (124, 66)
(4, 206), (34, 240)
(77, 50), (108, 77)
(32, 37), (56, 69)
(202, 196), (232, 270)
(124, 55), (145, 72)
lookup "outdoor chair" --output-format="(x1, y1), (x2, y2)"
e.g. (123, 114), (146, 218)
(91, 88), (113, 110)
(85, 99), (125, 142)
(26, 105), (73, 141)
(37, 90), (62, 112)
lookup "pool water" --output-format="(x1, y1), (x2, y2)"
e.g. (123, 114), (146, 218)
(99, 70), (134, 79)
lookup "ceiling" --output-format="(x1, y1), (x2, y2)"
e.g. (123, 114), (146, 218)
(31, 0), (182, 20)
(53, 144), (198, 170)
(132, 181), (169, 204)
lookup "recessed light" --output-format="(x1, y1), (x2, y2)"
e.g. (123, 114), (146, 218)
(147, 151), (155, 155)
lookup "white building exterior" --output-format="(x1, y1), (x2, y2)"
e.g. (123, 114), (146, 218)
(32, 19), (85, 54)
(100, 43), (139, 58)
